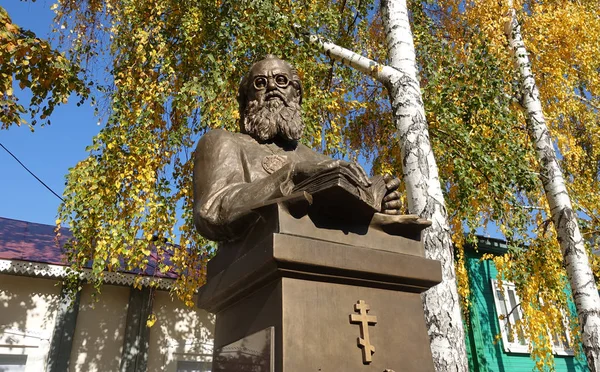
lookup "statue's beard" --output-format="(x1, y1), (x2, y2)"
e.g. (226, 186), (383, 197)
(243, 95), (304, 142)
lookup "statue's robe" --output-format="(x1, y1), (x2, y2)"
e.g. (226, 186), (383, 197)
(193, 128), (329, 241)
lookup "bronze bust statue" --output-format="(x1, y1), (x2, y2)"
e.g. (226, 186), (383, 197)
(193, 55), (401, 242)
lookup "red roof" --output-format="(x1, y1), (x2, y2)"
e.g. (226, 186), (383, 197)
(0, 216), (178, 278)
(0, 217), (70, 265)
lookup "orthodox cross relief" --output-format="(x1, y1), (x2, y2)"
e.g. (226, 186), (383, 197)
(349, 300), (378, 364)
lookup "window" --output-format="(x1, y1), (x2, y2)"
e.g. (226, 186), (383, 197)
(163, 351), (212, 372)
(490, 279), (573, 355)
(0, 328), (51, 372)
(0, 354), (27, 372)
(176, 359), (211, 372)
(163, 340), (213, 372)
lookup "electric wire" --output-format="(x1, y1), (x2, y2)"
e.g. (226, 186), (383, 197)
(0, 142), (64, 202)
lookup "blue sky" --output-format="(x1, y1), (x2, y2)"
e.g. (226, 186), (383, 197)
(1, 1), (99, 225)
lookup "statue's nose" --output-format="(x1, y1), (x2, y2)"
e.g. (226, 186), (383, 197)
(266, 77), (277, 90)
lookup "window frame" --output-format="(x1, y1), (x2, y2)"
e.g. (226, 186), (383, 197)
(163, 339), (212, 372)
(172, 354), (212, 372)
(0, 353), (28, 371)
(490, 279), (574, 356)
(0, 328), (52, 371)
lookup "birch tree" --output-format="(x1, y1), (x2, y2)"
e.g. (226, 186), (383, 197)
(505, 4), (600, 369)
(422, 0), (600, 367)
(310, 0), (468, 369)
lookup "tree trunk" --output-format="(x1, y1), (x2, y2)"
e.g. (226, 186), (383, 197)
(380, 1), (468, 370)
(505, 6), (600, 370)
(310, 0), (469, 370)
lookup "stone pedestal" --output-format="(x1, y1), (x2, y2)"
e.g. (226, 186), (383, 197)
(198, 201), (442, 372)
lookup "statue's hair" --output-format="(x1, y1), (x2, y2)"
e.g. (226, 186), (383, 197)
(237, 55), (303, 130)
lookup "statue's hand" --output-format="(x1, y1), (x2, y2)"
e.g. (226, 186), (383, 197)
(381, 174), (402, 215)
(292, 159), (371, 188)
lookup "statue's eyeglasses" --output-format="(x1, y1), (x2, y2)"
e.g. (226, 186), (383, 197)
(253, 74), (290, 90)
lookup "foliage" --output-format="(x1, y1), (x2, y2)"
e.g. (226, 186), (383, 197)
(6, 0), (542, 309)
(336, 2), (541, 251)
(415, 4), (543, 314)
(490, 236), (581, 370)
(53, 0), (376, 305)
(0, 6), (88, 129)
(346, 1), (542, 314)
(426, 0), (600, 369)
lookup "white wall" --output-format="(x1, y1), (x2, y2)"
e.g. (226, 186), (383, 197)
(0, 273), (61, 372)
(69, 283), (130, 372)
(0, 273), (216, 372)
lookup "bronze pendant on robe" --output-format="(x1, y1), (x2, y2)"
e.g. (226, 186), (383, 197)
(262, 154), (288, 174)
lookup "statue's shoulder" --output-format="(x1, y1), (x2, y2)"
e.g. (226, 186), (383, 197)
(201, 128), (238, 141)
(197, 128), (251, 149)
(295, 142), (330, 161)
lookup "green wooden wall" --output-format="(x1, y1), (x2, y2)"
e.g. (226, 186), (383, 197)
(464, 239), (589, 372)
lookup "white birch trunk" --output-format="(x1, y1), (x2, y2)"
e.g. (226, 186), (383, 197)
(505, 6), (600, 370)
(312, 0), (469, 370)
(380, 1), (468, 370)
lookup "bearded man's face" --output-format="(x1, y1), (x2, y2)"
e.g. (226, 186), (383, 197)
(242, 58), (304, 142)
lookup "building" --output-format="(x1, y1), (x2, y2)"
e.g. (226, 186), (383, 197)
(0, 217), (214, 372)
(464, 236), (589, 371)
(3, 215), (595, 371)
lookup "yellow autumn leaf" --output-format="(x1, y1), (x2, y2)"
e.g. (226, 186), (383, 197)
(146, 313), (157, 328)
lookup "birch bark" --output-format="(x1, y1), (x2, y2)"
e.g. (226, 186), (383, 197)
(505, 6), (600, 370)
(380, 1), (468, 370)
(311, 0), (469, 369)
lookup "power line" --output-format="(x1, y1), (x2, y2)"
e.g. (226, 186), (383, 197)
(0, 142), (64, 202)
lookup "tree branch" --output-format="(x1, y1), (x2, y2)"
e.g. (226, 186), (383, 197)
(295, 25), (399, 85)
(505, 301), (522, 321)
(570, 94), (600, 111)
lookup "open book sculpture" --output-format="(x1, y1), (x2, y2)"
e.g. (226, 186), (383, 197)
(292, 168), (387, 217)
